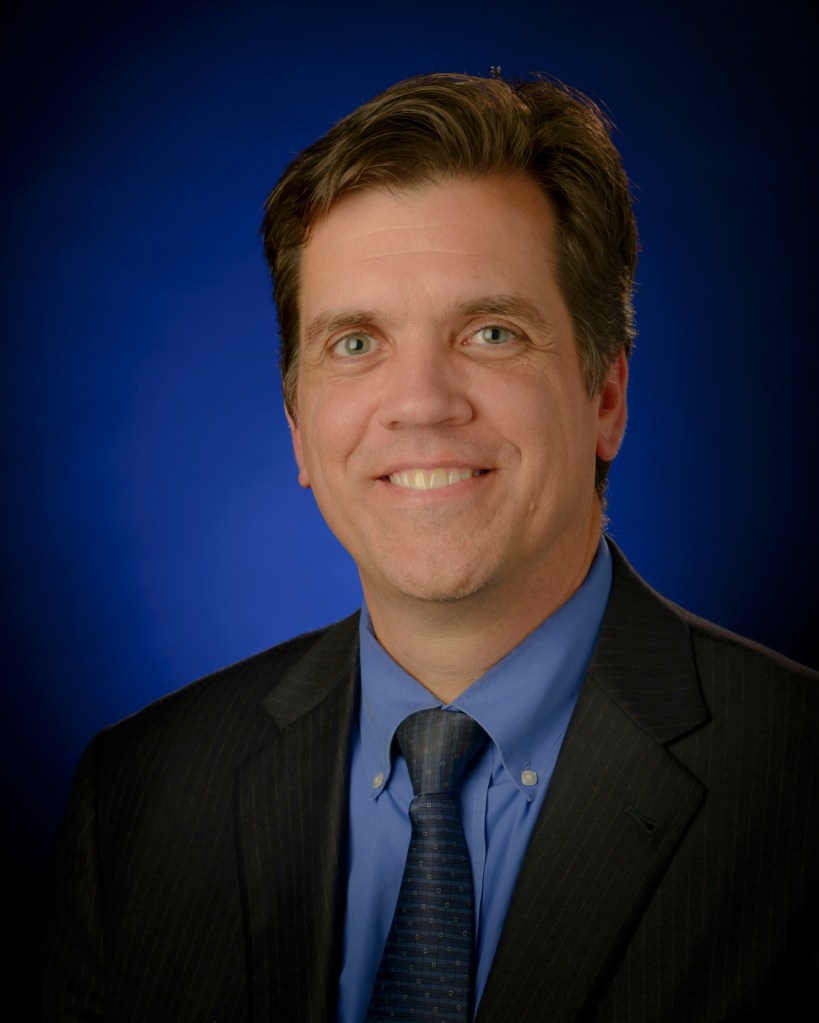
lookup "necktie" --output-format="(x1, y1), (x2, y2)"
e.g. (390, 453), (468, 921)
(367, 708), (487, 1022)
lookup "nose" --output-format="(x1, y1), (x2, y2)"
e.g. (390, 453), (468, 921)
(375, 341), (473, 430)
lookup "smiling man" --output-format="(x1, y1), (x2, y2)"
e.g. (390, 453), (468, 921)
(289, 176), (626, 700)
(41, 74), (817, 1022)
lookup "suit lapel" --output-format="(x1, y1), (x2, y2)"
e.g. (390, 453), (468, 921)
(235, 615), (359, 1023)
(477, 545), (709, 1022)
(233, 548), (712, 1021)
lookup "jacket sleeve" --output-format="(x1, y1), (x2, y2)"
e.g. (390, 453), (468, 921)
(38, 735), (106, 1021)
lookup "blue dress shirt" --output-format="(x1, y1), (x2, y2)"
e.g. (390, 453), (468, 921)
(338, 538), (612, 1022)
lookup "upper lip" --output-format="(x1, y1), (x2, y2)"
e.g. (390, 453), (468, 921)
(376, 460), (489, 478)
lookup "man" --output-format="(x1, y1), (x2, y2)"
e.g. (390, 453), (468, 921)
(40, 74), (817, 1022)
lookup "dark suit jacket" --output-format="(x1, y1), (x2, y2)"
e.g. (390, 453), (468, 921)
(39, 546), (818, 1021)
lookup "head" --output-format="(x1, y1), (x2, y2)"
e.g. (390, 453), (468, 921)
(261, 72), (637, 497)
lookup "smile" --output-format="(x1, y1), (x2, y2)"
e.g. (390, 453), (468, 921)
(387, 468), (485, 490)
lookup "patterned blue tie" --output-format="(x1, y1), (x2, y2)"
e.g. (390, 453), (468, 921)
(367, 708), (487, 1022)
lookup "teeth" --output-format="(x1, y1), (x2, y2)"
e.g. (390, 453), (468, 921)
(387, 468), (482, 490)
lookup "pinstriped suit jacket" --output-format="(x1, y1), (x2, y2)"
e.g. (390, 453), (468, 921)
(39, 544), (818, 1021)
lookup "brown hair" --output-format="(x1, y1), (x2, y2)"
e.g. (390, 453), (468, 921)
(262, 73), (637, 488)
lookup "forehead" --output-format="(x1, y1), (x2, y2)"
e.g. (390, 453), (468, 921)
(305, 173), (555, 251)
(299, 175), (561, 324)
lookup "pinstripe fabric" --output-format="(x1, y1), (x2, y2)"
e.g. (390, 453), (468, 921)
(39, 617), (360, 1022)
(39, 545), (818, 1021)
(475, 549), (819, 1022)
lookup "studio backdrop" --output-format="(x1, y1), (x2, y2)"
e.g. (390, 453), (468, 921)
(3, 0), (817, 951)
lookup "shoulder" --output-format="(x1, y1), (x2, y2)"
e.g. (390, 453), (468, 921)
(607, 537), (817, 685)
(88, 612), (360, 773)
(680, 605), (818, 686)
(597, 539), (818, 756)
(677, 612), (819, 752)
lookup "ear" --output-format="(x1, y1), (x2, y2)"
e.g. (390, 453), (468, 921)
(595, 349), (629, 463)
(284, 405), (311, 489)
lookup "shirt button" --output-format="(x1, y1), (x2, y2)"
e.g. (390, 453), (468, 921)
(520, 770), (538, 786)
(372, 772), (385, 789)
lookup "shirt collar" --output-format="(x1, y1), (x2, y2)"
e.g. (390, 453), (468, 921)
(358, 536), (612, 800)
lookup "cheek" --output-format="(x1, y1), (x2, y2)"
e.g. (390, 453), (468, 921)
(483, 373), (566, 442)
(300, 387), (370, 477)
(480, 372), (547, 433)
(504, 384), (598, 476)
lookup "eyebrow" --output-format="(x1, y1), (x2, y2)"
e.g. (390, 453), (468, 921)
(452, 295), (553, 335)
(302, 294), (554, 350)
(304, 311), (380, 351)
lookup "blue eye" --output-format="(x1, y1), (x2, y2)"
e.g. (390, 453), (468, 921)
(333, 334), (374, 356)
(475, 325), (514, 345)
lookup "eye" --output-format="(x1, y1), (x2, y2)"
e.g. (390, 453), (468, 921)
(472, 325), (516, 346)
(332, 333), (376, 357)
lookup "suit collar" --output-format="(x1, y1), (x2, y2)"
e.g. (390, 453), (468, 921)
(261, 612), (360, 729)
(236, 614), (359, 1023)
(587, 538), (709, 743)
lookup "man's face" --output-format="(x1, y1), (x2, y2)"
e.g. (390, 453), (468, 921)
(288, 174), (627, 612)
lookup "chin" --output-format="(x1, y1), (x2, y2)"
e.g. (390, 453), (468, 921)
(378, 564), (501, 606)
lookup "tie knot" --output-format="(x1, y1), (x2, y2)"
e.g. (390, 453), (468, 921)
(396, 709), (486, 797)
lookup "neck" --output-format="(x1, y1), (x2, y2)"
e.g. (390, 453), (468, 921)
(363, 520), (602, 703)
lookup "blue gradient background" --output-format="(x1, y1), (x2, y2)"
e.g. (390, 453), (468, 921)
(4, 0), (817, 977)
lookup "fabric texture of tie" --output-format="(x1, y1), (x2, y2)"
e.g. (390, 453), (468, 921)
(367, 708), (487, 1022)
